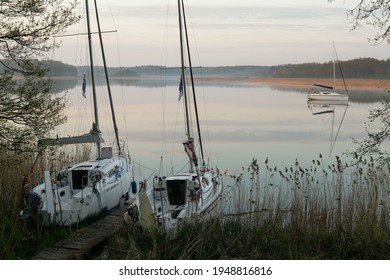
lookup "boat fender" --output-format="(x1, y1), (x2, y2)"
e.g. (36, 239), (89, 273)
(131, 180), (137, 194)
(20, 191), (41, 219)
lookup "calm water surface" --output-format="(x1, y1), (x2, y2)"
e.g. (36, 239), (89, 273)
(56, 78), (387, 180)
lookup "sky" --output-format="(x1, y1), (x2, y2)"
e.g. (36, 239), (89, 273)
(52, 0), (390, 67)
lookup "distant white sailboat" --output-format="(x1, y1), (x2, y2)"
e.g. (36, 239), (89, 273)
(142, 0), (223, 230)
(307, 43), (349, 102)
(20, 0), (139, 226)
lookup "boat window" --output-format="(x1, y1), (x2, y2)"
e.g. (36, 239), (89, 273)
(166, 180), (187, 206)
(72, 170), (89, 189)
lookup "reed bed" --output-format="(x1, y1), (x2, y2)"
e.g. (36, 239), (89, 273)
(223, 155), (390, 234)
(105, 154), (390, 260)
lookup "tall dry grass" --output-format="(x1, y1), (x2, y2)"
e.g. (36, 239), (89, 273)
(224, 155), (390, 233)
(103, 155), (390, 260)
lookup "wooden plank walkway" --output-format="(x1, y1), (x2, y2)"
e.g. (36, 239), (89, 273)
(33, 207), (128, 260)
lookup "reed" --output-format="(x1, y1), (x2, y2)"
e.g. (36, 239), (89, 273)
(104, 154), (390, 260)
(223, 155), (390, 231)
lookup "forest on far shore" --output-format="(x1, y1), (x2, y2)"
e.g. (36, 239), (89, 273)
(42, 57), (390, 79)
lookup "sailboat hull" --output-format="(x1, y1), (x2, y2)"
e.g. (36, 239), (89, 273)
(21, 155), (136, 226)
(307, 91), (348, 102)
(149, 170), (223, 230)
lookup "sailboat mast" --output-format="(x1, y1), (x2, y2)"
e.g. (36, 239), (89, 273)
(93, 0), (121, 153)
(181, 0), (205, 166)
(85, 0), (101, 158)
(177, 1), (191, 146)
(332, 41), (336, 93)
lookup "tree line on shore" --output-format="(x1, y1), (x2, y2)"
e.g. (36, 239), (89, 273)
(42, 57), (390, 79)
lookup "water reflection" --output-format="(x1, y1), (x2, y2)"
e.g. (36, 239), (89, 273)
(52, 78), (78, 93)
(52, 79), (385, 176)
(51, 77), (166, 93)
(346, 89), (390, 104)
(53, 77), (390, 104)
(307, 100), (349, 157)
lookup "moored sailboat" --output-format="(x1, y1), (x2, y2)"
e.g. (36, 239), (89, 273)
(143, 0), (223, 230)
(307, 43), (349, 102)
(20, 0), (139, 226)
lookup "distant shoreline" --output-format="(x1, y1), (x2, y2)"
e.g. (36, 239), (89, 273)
(53, 75), (390, 90)
(198, 77), (390, 90)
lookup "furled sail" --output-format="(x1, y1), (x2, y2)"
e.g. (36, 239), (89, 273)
(38, 123), (103, 146)
(313, 84), (334, 90)
(183, 138), (198, 167)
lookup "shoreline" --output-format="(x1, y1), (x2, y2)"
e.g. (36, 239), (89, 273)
(53, 75), (390, 90)
(198, 77), (390, 90)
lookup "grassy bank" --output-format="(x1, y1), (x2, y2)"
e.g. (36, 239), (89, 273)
(2, 151), (390, 259)
(104, 217), (390, 259)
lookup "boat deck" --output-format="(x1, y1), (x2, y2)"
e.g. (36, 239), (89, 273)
(33, 207), (128, 260)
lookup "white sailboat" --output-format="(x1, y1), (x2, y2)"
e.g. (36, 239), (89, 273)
(20, 0), (139, 226)
(307, 43), (349, 102)
(144, 0), (223, 230)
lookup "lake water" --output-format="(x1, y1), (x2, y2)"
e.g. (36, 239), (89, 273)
(54, 78), (388, 182)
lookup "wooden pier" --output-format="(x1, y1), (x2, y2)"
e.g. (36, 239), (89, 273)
(33, 207), (128, 260)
